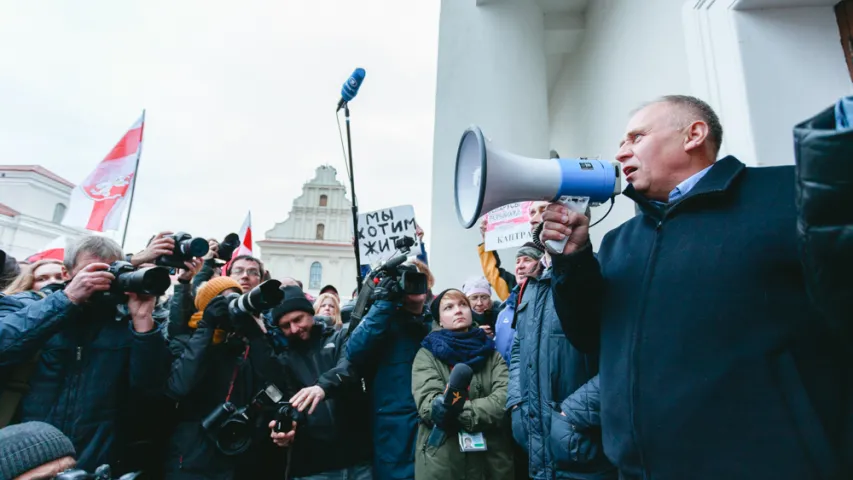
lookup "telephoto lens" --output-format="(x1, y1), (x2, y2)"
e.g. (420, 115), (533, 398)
(217, 233), (241, 262)
(227, 279), (284, 317)
(93, 261), (171, 304)
(156, 232), (209, 269)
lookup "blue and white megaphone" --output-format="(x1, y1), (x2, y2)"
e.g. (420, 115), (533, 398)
(454, 126), (622, 248)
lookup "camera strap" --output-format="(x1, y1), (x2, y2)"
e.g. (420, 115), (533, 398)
(225, 345), (250, 403)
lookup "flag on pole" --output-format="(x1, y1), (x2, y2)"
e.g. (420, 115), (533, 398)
(26, 236), (68, 263)
(235, 211), (253, 257)
(63, 114), (144, 232)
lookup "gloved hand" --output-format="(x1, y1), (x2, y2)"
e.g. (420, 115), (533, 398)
(202, 296), (230, 329)
(372, 276), (403, 302)
(431, 396), (458, 431)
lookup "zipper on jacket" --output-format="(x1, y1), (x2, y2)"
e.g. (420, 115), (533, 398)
(629, 218), (665, 478)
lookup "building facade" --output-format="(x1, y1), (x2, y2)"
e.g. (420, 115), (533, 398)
(0, 165), (87, 260)
(258, 166), (358, 298)
(430, 0), (853, 290)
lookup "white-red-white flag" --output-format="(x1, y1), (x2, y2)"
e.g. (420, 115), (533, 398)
(62, 113), (144, 232)
(235, 211), (253, 257)
(26, 235), (68, 263)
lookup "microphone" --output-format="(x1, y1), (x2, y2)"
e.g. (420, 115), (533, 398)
(336, 68), (366, 111)
(427, 363), (474, 448)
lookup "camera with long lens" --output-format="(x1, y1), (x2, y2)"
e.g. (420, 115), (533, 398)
(223, 279), (284, 326)
(216, 233), (241, 263)
(53, 464), (140, 479)
(156, 232), (209, 269)
(348, 236), (428, 333)
(93, 261), (172, 304)
(201, 383), (296, 456)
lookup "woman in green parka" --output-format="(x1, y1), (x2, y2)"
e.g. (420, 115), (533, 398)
(411, 288), (513, 480)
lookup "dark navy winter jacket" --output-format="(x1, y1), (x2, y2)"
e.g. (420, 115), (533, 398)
(507, 272), (615, 480)
(346, 300), (431, 480)
(552, 156), (850, 480)
(0, 290), (170, 472)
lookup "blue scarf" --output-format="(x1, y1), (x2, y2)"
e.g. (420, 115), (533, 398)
(421, 327), (495, 371)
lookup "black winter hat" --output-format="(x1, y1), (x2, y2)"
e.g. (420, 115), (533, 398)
(0, 422), (76, 479)
(270, 286), (315, 322)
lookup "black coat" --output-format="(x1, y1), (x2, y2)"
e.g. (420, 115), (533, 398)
(163, 321), (279, 480)
(262, 322), (371, 477)
(0, 291), (170, 473)
(794, 102), (853, 333)
(552, 156), (849, 480)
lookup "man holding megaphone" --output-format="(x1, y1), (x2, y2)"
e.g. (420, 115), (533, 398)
(540, 95), (848, 480)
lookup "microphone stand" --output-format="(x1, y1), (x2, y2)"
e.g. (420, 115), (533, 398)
(343, 104), (365, 293)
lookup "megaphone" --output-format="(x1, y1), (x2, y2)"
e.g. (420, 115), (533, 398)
(454, 125), (622, 229)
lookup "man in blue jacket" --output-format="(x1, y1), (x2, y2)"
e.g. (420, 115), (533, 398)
(346, 265), (431, 480)
(0, 235), (170, 473)
(543, 95), (849, 479)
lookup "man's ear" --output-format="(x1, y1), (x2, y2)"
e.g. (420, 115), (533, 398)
(683, 120), (710, 153)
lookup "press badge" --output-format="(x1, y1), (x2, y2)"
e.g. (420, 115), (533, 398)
(458, 431), (488, 452)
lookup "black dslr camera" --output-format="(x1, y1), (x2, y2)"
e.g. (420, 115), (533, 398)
(201, 383), (301, 455)
(216, 233), (241, 263)
(54, 464), (140, 479)
(156, 232), (209, 269)
(348, 236), (428, 333)
(96, 261), (172, 303)
(41, 261), (171, 304)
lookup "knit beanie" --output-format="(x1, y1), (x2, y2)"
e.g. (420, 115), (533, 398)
(269, 286), (315, 323)
(516, 242), (544, 261)
(429, 288), (465, 319)
(0, 422), (76, 479)
(189, 276), (242, 344)
(462, 276), (491, 298)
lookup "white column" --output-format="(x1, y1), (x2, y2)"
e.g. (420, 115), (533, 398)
(430, 0), (550, 291)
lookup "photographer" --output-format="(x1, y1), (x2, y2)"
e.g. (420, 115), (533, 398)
(0, 235), (170, 473)
(266, 286), (372, 479)
(346, 261), (433, 480)
(163, 276), (277, 479)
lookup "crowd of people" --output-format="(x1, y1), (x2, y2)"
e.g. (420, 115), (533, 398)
(0, 94), (849, 480)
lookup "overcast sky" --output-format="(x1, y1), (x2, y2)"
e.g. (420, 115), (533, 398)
(0, 1), (439, 253)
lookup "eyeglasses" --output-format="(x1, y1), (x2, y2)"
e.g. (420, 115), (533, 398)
(231, 268), (261, 278)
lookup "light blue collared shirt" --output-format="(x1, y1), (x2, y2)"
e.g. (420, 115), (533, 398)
(668, 165), (713, 203)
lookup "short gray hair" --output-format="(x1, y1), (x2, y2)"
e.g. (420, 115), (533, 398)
(654, 95), (723, 156)
(65, 235), (123, 271)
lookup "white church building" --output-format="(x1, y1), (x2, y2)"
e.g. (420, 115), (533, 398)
(258, 166), (358, 298)
(429, 0), (853, 290)
(0, 165), (86, 260)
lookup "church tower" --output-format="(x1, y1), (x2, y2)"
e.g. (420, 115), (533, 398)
(258, 165), (357, 297)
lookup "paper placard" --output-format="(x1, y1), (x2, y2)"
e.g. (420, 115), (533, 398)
(357, 205), (419, 265)
(484, 202), (533, 252)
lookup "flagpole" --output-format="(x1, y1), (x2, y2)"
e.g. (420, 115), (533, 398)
(120, 109), (145, 250)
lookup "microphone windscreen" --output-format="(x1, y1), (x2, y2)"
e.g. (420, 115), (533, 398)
(448, 363), (474, 391)
(341, 68), (366, 101)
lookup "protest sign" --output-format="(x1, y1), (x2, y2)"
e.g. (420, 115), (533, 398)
(484, 202), (532, 251)
(357, 205), (419, 265)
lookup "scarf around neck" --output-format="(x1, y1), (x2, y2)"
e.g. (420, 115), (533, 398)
(421, 327), (495, 371)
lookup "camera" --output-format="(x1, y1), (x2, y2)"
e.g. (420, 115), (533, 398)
(95, 261), (172, 304)
(54, 464), (140, 479)
(348, 236), (428, 333)
(202, 383), (296, 455)
(224, 279), (284, 320)
(156, 232), (209, 269)
(42, 262), (171, 304)
(273, 401), (303, 433)
(216, 233), (241, 263)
